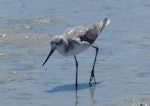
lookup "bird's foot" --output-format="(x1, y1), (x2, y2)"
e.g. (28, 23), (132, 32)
(75, 83), (78, 90)
(89, 71), (96, 85)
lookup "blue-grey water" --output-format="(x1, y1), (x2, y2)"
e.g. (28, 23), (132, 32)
(0, 0), (150, 106)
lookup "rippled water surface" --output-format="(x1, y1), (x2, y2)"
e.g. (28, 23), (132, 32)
(0, 0), (150, 106)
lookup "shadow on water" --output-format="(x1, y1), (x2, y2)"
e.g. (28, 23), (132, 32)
(45, 82), (102, 93)
(45, 82), (101, 106)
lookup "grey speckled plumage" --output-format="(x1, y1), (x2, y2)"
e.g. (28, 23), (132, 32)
(64, 18), (109, 44)
(42, 18), (110, 90)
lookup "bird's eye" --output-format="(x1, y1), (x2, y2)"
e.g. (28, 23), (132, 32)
(56, 43), (59, 45)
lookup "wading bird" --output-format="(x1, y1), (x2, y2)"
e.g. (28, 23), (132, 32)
(42, 18), (110, 90)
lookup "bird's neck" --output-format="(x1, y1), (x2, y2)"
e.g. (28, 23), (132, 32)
(56, 36), (69, 56)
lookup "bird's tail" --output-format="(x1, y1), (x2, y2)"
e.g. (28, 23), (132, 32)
(97, 18), (110, 33)
(103, 18), (110, 27)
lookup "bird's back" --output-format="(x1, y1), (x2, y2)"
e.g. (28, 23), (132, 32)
(63, 18), (110, 44)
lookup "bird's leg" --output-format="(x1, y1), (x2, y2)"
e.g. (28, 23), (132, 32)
(89, 46), (98, 84)
(74, 55), (78, 90)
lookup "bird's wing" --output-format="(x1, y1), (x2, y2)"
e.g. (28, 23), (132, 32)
(63, 26), (89, 40)
(64, 18), (110, 44)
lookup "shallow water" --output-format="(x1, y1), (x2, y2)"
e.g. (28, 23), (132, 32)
(0, 0), (150, 106)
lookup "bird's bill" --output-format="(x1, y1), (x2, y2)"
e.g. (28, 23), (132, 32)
(42, 48), (55, 67)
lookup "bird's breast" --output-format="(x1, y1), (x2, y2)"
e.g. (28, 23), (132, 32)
(57, 41), (91, 56)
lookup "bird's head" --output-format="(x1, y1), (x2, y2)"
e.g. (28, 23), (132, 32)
(42, 36), (65, 67)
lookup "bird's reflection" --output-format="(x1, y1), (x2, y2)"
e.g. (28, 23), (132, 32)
(89, 84), (96, 104)
(75, 84), (96, 106)
(45, 82), (99, 106)
(75, 90), (78, 106)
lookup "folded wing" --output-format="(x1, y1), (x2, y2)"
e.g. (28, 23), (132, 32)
(63, 18), (110, 44)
